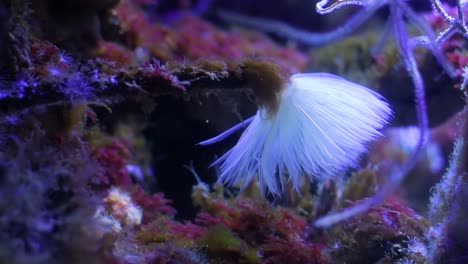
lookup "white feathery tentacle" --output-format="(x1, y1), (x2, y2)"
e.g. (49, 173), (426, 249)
(213, 73), (392, 195)
(197, 116), (255, 146)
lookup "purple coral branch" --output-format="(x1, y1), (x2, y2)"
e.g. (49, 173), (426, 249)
(314, 0), (460, 227)
(370, 18), (392, 56)
(316, 3), (432, 227)
(217, 0), (460, 227)
(430, 0), (468, 39)
(217, 3), (385, 46)
(395, 0), (457, 77)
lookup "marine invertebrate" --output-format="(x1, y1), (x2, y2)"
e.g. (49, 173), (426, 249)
(429, 0), (468, 42)
(202, 72), (392, 195)
(217, 0), (462, 226)
(311, 0), (461, 228)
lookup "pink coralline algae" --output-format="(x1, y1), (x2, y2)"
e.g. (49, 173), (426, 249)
(130, 185), (177, 223)
(108, 0), (310, 72)
(91, 138), (134, 188)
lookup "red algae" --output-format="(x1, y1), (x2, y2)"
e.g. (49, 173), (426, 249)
(91, 138), (134, 188)
(130, 185), (177, 223)
(109, 0), (309, 72)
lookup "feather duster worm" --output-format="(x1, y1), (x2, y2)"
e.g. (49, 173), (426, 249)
(202, 68), (392, 195)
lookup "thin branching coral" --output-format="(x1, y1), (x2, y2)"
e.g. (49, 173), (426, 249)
(217, 0), (465, 228)
(311, 0), (461, 227)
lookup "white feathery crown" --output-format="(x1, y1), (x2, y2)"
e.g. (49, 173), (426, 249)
(213, 73), (392, 195)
